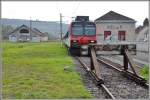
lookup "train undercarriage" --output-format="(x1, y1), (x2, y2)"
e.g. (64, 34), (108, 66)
(68, 45), (90, 56)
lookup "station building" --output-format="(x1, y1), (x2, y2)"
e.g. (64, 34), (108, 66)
(95, 11), (136, 42)
(8, 25), (48, 42)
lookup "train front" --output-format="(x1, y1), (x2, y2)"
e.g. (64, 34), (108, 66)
(70, 16), (97, 55)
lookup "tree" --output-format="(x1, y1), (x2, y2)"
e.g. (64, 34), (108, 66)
(143, 18), (149, 26)
(2, 25), (14, 39)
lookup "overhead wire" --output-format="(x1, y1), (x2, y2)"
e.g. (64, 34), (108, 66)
(55, 1), (80, 22)
(55, 1), (61, 15)
(71, 1), (80, 19)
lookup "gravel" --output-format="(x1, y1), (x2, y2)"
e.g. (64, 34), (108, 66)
(72, 57), (109, 99)
(72, 57), (149, 99)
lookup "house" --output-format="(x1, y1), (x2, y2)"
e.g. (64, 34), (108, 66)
(136, 26), (149, 42)
(8, 25), (48, 42)
(136, 25), (149, 52)
(95, 11), (136, 42)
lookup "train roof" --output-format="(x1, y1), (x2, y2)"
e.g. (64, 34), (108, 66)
(75, 16), (89, 21)
(71, 21), (95, 23)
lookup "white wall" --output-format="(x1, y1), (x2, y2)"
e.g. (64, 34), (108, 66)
(136, 42), (149, 52)
(32, 37), (41, 42)
(96, 22), (136, 42)
(41, 36), (48, 41)
(9, 35), (17, 42)
(136, 26), (149, 42)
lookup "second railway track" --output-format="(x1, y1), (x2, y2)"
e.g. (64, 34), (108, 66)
(74, 56), (149, 99)
(97, 56), (149, 87)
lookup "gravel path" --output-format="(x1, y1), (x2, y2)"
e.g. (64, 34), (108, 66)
(73, 57), (149, 99)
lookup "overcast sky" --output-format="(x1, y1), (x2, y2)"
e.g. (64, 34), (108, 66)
(2, 1), (149, 26)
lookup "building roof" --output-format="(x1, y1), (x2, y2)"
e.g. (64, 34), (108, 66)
(135, 25), (144, 34)
(95, 11), (136, 22)
(9, 24), (48, 37)
(136, 26), (149, 41)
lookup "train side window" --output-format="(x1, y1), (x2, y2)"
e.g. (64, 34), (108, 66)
(66, 31), (69, 37)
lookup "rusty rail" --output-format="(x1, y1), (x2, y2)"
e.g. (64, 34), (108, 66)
(88, 43), (148, 88)
(76, 57), (115, 99)
(97, 58), (149, 88)
(76, 43), (148, 99)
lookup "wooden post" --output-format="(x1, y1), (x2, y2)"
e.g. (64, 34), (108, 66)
(125, 49), (138, 76)
(90, 51), (94, 70)
(122, 45), (138, 75)
(90, 46), (102, 80)
(121, 45), (128, 71)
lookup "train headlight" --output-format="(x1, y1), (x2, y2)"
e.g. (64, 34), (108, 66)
(90, 40), (94, 43)
(73, 40), (77, 42)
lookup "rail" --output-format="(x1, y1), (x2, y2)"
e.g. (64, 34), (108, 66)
(76, 57), (115, 99)
(88, 44), (148, 87)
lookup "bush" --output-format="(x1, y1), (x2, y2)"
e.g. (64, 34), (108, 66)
(140, 65), (149, 80)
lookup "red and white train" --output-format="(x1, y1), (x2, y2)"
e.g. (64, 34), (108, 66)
(63, 16), (97, 55)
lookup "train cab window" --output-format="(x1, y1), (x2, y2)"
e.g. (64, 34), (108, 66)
(72, 24), (83, 35)
(85, 25), (96, 35)
(84, 23), (96, 35)
(64, 31), (69, 38)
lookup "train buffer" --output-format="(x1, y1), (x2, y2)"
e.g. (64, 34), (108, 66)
(87, 42), (148, 87)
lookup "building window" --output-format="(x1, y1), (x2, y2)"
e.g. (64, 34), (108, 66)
(20, 29), (29, 33)
(104, 31), (111, 40)
(118, 31), (126, 41)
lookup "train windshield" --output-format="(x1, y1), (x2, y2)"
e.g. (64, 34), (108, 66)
(72, 23), (83, 35)
(84, 24), (96, 35)
(72, 22), (96, 35)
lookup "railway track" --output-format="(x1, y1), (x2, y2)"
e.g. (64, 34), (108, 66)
(76, 57), (115, 99)
(99, 55), (144, 69)
(97, 56), (149, 87)
(75, 56), (149, 99)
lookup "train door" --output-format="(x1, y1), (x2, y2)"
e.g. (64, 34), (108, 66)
(65, 31), (70, 47)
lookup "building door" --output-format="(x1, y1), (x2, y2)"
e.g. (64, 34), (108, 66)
(104, 31), (111, 40)
(118, 31), (125, 41)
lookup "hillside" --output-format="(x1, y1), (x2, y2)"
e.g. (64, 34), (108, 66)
(1, 18), (69, 39)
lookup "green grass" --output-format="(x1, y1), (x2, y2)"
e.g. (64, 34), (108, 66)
(2, 42), (92, 99)
(140, 65), (149, 81)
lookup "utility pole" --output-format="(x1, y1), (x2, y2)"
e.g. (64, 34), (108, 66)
(60, 13), (63, 47)
(30, 17), (32, 41)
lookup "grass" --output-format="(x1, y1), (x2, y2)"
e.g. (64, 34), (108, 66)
(2, 41), (92, 99)
(140, 64), (149, 81)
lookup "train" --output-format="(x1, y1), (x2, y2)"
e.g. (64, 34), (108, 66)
(63, 16), (97, 56)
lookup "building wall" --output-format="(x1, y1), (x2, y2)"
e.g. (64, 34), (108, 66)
(9, 35), (17, 42)
(136, 26), (149, 52)
(41, 36), (48, 41)
(32, 36), (41, 42)
(136, 42), (149, 52)
(96, 22), (136, 42)
(136, 26), (149, 42)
